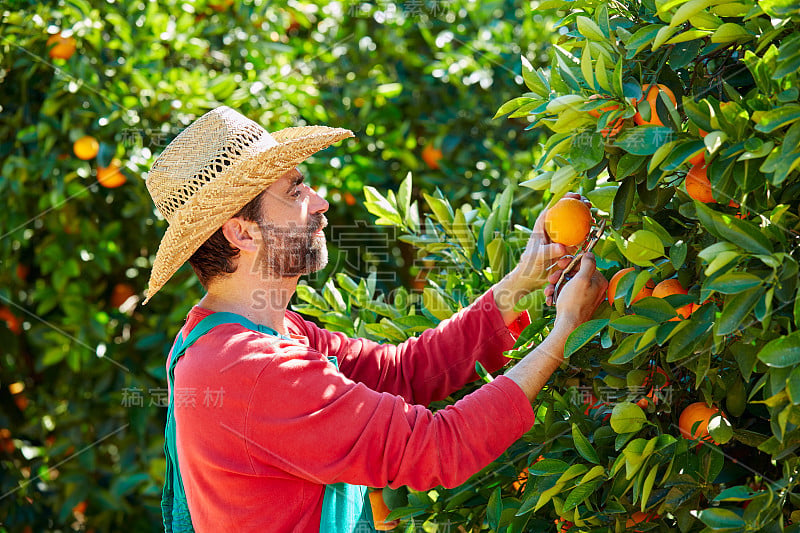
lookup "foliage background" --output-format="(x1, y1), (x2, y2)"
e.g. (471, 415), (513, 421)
(0, 0), (557, 530)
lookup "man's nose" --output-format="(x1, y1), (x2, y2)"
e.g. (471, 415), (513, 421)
(309, 186), (329, 214)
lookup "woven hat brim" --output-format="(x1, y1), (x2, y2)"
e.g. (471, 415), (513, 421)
(144, 126), (353, 303)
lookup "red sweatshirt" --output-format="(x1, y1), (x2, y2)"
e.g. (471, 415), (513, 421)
(169, 288), (535, 532)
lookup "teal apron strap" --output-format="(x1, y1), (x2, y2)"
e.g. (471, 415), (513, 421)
(163, 312), (375, 532)
(163, 312), (280, 532)
(319, 356), (375, 532)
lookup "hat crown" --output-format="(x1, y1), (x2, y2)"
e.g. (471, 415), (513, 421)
(146, 106), (277, 222)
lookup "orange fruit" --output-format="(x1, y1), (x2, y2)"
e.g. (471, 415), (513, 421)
(607, 267), (655, 304)
(652, 278), (693, 320)
(0, 306), (21, 334)
(679, 402), (726, 441)
(588, 95), (625, 139)
(555, 517), (574, 532)
(685, 164), (715, 203)
(72, 501), (87, 514)
(110, 283), (136, 308)
(369, 490), (399, 530)
(544, 198), (593, 246)
(97, 159), (126, 188)
(47, 33), (76, 60)
(699, 128), (709, 137)
(634, 84), (677, 126)
(421, 144), (443, 170)
(343, 192), (356, 206)
(626, 511), (659, 531)
(0, 428), (14, 454)
(512, 466), (529, 492)
(16, 264), (29, 282)
(73, 136), (99, 160)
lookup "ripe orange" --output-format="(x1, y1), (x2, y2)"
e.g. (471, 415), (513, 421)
(1, 428), (14, 454)
(544, 198), (593, 246)
(679, 402), (726, 441)
(512, 466), (529, 492)
(588, 95), (624, 139)
(72, 501), (87, 514)
(47, 33), (76, 60)
(0, 306), (21, 334)
(369, 490), (399, 530)
(97, 159), (126, 188)
(110, 283), (136, 308)
(73, 136), (99, 160)
(634, 84), (677, 126)
(16, 264), (29, 282)
(626, 511), (659, 531)
(607, 267), (655, 304)
(685, 164), (715, 203)
(555, 517), (574, 532)
(343, 192), (356, 206)
(421, 144), (443, 170)
(652, 278), (693, 320)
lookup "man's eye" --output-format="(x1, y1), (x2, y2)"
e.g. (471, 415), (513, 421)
(291, 189), (301, 197)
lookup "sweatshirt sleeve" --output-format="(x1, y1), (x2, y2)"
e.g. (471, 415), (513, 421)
(287, 288), (531, 405)
(243, 348), (535, 491)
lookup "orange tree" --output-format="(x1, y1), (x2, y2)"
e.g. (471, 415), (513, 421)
(0, 0), (556, 530)
(291, 0), (800, 530)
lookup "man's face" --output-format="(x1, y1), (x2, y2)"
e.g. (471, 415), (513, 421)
(254, 168), (329, 278)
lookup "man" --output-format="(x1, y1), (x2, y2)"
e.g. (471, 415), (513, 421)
(144, 107), (607, 532)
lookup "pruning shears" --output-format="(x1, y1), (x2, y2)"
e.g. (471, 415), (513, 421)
(553, 219), (606, 302)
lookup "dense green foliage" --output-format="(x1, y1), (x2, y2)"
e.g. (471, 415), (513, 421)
(335, 0), (800, 529)
(0, 0), (555, 530)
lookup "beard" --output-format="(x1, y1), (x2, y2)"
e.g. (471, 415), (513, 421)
(256, 214), (328, 278)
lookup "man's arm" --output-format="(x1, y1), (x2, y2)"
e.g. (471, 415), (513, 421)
(505, 252), (608, 400)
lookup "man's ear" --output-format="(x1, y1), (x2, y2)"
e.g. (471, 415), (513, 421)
(221, 218), (259, 253)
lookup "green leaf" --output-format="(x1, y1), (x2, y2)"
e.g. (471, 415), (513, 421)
(698, 508), (746, 529)
(494, 97), (537, 119)
(716, 287), (764, 336)
(612, 176), (636, 230)
(487, 487), (502, 530)
(641, 465), (659, 511)
(564, 319), (609, 358)
(711, 23), (753, 44)
(667, 318), (712, 362)
(620, 230), (665, 266)
(694, 202), (773, 255)
(708, 414), (733, 444)
(610, 315), (658, 333)
(615, 126), (676, 155)
(754, 104), (800, 133)
(563, 478), (604, 512)
(714, 486), (762, 502)
(610, 402), (647, 434)
(572, 423), (601, 464)
(529, 458), (569, 475)
(705, 271), (763, 294)
(757, 332), (800, 368)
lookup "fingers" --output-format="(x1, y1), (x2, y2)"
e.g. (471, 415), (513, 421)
(575, 252), (597, 280)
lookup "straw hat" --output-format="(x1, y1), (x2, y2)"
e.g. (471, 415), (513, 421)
(143, 106), (353, 302)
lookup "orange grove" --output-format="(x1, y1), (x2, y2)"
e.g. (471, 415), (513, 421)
(544, 198), (592, 246)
